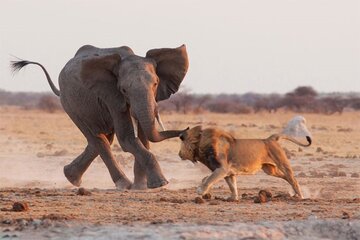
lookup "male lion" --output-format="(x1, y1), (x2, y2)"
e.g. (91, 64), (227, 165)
(178, 126), (312, 200)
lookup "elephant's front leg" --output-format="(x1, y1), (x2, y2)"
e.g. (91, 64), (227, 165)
(115, 112), (168, 189)
(120, 138), (168, 189)
(132, 125), (149, 190)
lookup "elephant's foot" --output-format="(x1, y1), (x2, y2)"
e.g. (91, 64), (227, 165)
(63, 164), (82, 187)
(115, 179), (132, 191)
(131, 180), (148, 190)
(147, 177), (169, 189)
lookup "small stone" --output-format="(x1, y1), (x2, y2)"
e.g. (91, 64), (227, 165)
(259, 190), (272, 199)
(342, 211), (350, 219)
(202, 193), (212, 200)
(194, 197), (205, 204)
(254, 190), (271, 203)
(12, 202), (29, 212)
(258, 193), (267, 203)
(77, 187), (91, 196)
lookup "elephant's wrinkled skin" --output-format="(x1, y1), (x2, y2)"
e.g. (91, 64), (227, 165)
(12, 45), (189, 190)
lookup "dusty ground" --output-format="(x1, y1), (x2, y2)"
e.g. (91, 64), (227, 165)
(0, 107), (359, 239)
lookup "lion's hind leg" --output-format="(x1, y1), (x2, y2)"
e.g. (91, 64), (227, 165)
(225, 175), (238, 201)
(262, 163), (303, 199)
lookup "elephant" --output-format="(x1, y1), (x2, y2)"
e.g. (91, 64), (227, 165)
(11, 44), (189, 190)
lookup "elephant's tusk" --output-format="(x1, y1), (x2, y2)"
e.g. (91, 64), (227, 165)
(156, 112), (166, 131)
(131, 116), (138, 138)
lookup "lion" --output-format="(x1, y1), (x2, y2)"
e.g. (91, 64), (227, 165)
(178, 126), (312, 200)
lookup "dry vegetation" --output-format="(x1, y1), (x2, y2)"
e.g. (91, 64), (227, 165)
(161, 86), (360, 114)
(2, 86), (360, 115)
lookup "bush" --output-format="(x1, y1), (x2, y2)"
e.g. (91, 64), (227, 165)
(38, 95), (62, 113)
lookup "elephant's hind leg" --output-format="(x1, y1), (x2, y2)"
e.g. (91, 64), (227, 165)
(93, 134), (132, 190)
(64, 133), (114, 187)
(64, 145), (98, 187)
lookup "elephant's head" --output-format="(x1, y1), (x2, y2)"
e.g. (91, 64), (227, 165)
(80, 45), (189, 142)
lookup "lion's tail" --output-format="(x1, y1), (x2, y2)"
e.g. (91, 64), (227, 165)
(269, 134), (312, 147)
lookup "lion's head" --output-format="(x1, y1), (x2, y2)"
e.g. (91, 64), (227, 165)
(178, 125), (202, 162)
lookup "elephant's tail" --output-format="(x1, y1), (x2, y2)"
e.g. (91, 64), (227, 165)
(11, 59), (60, 97)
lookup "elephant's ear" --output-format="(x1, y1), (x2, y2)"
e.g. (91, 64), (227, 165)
(81, 54), (127, 112)
(146, 44), (189, 101)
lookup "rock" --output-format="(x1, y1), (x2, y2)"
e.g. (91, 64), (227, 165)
(259, 194), (267, 203)
(194, 197), (205, 204)
(12, 202), (29, 212)
(259, 190), (272, 199)
(342, 211), (350, 219)
(254, 190), (272, 203)
(77, 187), (91, 196)
(202, 193), (212, 200)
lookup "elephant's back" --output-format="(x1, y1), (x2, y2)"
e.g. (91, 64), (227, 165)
(59, 45), (134, 83)
(74, 45), (134, 58)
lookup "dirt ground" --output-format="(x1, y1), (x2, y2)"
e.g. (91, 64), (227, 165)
(0, 107), (359, 239)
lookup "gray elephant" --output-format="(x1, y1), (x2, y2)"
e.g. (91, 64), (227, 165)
(11, 44), (189, 190)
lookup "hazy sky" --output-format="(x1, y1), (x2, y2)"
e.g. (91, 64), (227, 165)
(1, 0), (359, 94)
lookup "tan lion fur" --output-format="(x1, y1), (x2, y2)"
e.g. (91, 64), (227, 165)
(178, 126), (312, 200)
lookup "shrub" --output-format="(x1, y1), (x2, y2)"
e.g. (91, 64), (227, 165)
(38, 95), (62, 113)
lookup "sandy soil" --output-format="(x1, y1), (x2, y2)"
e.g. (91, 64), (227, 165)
(0, 107), (359, 239)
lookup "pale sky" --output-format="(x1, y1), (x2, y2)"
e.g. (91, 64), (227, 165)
(1, 0), (359, 94)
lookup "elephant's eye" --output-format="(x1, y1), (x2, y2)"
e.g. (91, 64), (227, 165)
(121, 88), (126, 94)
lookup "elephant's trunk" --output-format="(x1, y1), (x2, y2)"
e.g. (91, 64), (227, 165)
(133, 99), (184, 143)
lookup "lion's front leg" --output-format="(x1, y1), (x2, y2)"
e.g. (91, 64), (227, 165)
(197, 167), (228, 196)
